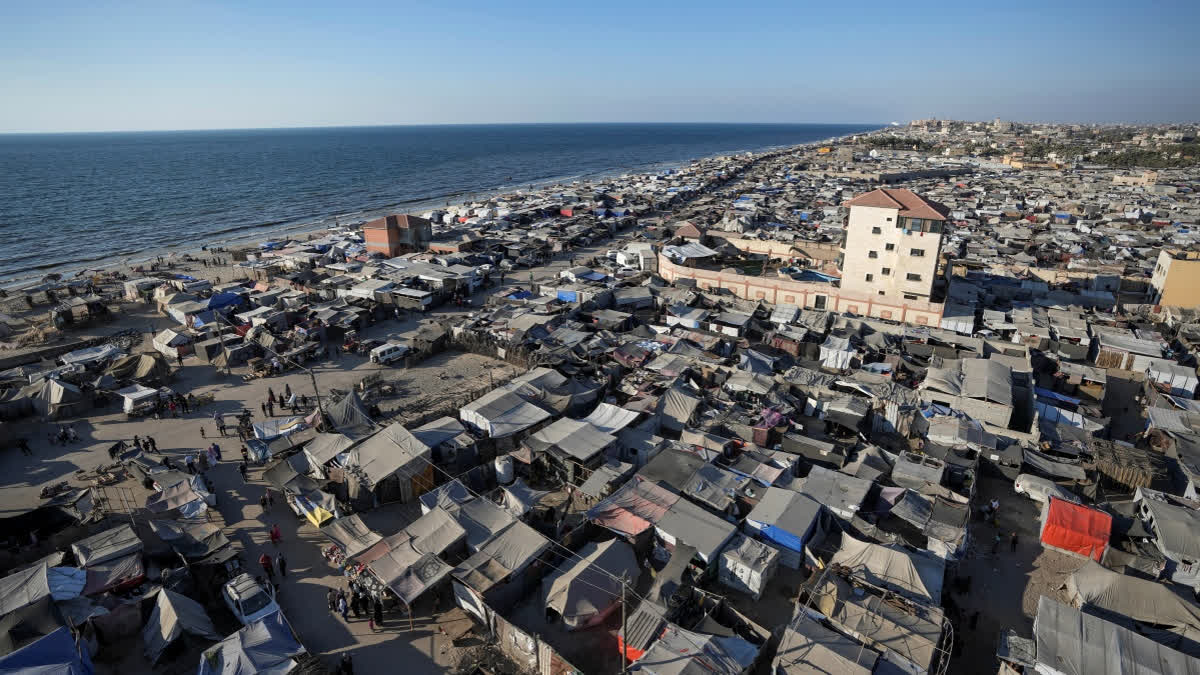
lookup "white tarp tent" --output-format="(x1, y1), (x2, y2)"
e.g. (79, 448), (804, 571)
(819, 336), (855, 369)
(543, 539), (639, 629)
(830, 534), (944, 605)
(1147, 358), (1199, 398)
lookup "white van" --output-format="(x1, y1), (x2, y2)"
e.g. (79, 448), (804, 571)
(1014, 473), (1079, 505)
(369, 341), (410, 365)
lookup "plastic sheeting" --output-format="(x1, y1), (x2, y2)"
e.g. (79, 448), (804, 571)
(582, 403), (641, 435)
(830, 535), (944, 605)
(1034, 596), (1200, 675)
(773, 606), (876, 675)
(587, 477), (679, 538)
(655, 497), (736, 564)
(342, 422), (432, 487)
(636, 624), (760, 675)
(460, 385), (554, 438)
(320, 515), (382, 559)
(0, 626), (94, 675)
(526, 418), (615, 462)
(0, 564), (85, 616)
(1066, 561), (1200, 642)
(1040, 497), (1111, 562)
(70, 524), (142, 568)
(543, 539), (638, 629)
(197, 611), (304, 675)
(142, 589), (219, 664)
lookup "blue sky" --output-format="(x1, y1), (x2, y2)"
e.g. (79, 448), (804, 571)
(1, 0), (1197, 132)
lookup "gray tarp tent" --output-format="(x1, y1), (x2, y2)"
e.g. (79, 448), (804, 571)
(0, 564), (85, 616)
(1066, 561), (1200, 649)
(320, 515), (382, 559)
(197, 611), (304, 675)
(142, 589), (219, 664)
(830, 535), (944, 605)
(773, 605), (877, 675)
(324, 389), (376, 439)
(342, 422), (432, 490)
(303, 432), (360, 466)
(655, 386), (701, 432)
(543, 539), (639, 629)
(1034, 595), (1200, 675)
(70, 524), (142, 568)
(23, 378), (84, 420)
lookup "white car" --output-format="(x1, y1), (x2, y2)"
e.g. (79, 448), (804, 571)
(1013, 474), (1079, 505)
(222, 573), (280, 625)
(369, 341), (410, 365)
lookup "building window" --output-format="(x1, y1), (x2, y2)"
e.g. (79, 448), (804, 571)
(885, 243), (895, 251)
(865, 274), (874, 282)
(906, 273), (922, 281)
(909, 218), (924, 230)
(878, 290), (886, 296)
(881, 267), (891, 275)
(910, 248), (925, 257)
(871, 227), (881, 234)
(868, 250), (878, 258)
(904, 293), (919, 300)
(886, 217), (893, 222)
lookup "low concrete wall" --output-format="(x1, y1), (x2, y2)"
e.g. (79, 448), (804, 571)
(658, 254), (944, 326)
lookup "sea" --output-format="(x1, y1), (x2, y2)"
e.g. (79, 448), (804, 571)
(0, 122), (878, 285)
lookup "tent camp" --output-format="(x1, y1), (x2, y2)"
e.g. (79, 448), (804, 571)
(197, 611), (304, 675)
(320, 515), (382, 559)
(24, 378), (84, 420)
(637, 623), (760, 675)
(460, 382), (555, 438)
(142, 589), (219, 664)
(341, 422), (434, 505)
(774, 605), (877, 675)
(819, 335), (856, 370)
(1040, 497), (1111, 562)
(543, 539), (639, 629)
(323, 389), (377, 439)
(830, 535), (944, 606)
(70, 524), (142, 568)
(0, 563), (85, 616)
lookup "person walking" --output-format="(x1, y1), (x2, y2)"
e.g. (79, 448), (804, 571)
(211, 442), (222, 461)
(373, 596), (383, 627)
(238, 460), (249, 482)
(267, 388), (275, 405)
(339, 653), (353, 675)
(186, 454), (196, 474)
(337, 594), (349, 621)
(197, 450), (210, 473)
(259, 552), (275, 580)
(259, 493), (269, 510)
(276, 553), (287, 578)
(146, 436), (157, 453)
(200, 427), (206, 439)
(327, 588), (338, 613)
(349, 590), (361, 618)
(266, 400), (274, 417)
(261, 401), (267, 417)
(240, 445), (249, 463)
(133, 436), (142, 452)
(177, 354), (184, 368)
(18, 438), (32, 457)
(270, 523), (281, 545)
(265, 488), (275, 508)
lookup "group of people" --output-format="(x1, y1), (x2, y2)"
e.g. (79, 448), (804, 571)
(258, 549), (287, 579)
(48, 425), (80, 445)
(184, 442), (221, 475)
(262, 385), (308, 417)
(151, 392), (196, 419)
(327, 581), (385, 629)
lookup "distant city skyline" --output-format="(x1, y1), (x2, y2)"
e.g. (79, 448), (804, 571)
(1, 0), (1197, 133)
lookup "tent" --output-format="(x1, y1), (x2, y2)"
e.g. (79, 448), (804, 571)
(152, 329), (193, 359)
(70, 524), (143, 567)
(637, 624), (760, 675)
(147, 520), (233, 562)
(23, 378), (84, 420)
(774, 605), (876, 675)
(1146, 358), (1199, 398)
(543, 539), (639, 629)
(582, 402), (641, 435)
(144, 480), (209, 518)
(499, 478), (551, 518)
(655, 386), (701, 432)
(324, 389), (377, 439)
(197, 611), (304, 675)
(0, 626), (93, 675)
(104, 353), (171, 383)
(655, 497), (737, 564)
(142, 589), (219, 664)
(587, 476), (680, 538)
(819, 335), (855, 369)
(830, 535), (944, 605)
(1066, 561), (1200, 646)
(1040, 497), (1111, 562)
(0, 595), (66, 657)
(0, 563), (85, 616)
(460, 383), (555, 438)
(1034, 595), (1200, 675)
(341, 422), (433, 501)
(320, 515), (383, 559)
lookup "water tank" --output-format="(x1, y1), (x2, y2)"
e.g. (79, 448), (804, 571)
(494, 455), (514, 485)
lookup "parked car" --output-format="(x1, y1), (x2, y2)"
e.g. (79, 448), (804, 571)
(1013, 473), (1079, 505)
(222, 573), (280, 625)
(369, 341), (411, 365)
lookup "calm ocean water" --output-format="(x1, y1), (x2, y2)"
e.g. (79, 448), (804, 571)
(0, 123), (877, 283)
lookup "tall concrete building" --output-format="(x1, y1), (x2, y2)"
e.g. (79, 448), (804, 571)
(839, 188), (950, 303)
(1151, 250), (1200, 308)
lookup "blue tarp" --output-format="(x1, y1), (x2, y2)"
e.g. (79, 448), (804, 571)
(259, 241), (284, 250)
(245, 439), (272, 462)
(760, 523), (805, 554)
(580, 272), (607, 282)
(557, 290), (578, 302)
(197, 611), (303, 675)
(173, 274), (197, 281)
(0, 627), (94, 675)
(593, 209), (609, 217)
(1035, 387), (1080, 406)
(206, 292), (243, 310)
(506, 290), (533, 300)
(790, 270), (839, 283)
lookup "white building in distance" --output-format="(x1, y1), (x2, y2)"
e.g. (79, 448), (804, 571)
(839, 188), (949, 303)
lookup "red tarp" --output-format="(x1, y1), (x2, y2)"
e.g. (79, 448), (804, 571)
(1040, 497), (1111, 562)
(587, 477), (679, 537)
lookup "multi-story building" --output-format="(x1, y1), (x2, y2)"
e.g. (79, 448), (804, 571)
(1151, 250), (1200, 308)
(839, 188), (949, 303)
(362, 214), (433, 257)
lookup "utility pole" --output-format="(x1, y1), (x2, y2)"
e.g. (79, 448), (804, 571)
(620, 576), (629, 675)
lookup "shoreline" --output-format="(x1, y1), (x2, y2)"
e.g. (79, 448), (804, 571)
(6, 128), (880, 290)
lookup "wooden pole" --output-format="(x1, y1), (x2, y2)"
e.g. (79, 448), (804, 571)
(620, 577), (629, 675)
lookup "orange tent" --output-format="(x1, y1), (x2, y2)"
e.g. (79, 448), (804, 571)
(1040, 497), (1111, 562)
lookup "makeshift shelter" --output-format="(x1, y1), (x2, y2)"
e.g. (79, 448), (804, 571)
(1040, 497), (1111, 562)
(144, 477), (212, 518)
(819, 335), (856, 370)
(323, 389), (377, 439)
(744, 487), (825, 569)
(24, 378), (84, 420)
(146, 520), (233, 563)
(1147, 359), (1199, 398)
(1066, 561), (1200, 649)
(341, 422), (434, 505)
(197, 611), (304, 675)
(830, 535), (944, 605)
(70, 524), (142, 568)
(0, 563), (85, 616)
(655, 386), (701, 432)
(0, 626), (94, 675)
(152, 329), (193, 359)
(525, 417), (616, 483)
(799, 466), (871, 520)
(773, 606), (877, 675)
(543, 539), (639, 629)
(587, 476), (680, 539)
(452, 521), (550, 616)
(654, 496), (737, 565)
(104, 353), (171, 383)
(498, 478), (551, 517)
(718, 533), (780, 600)
(0, 596), (65, 658)
(820, 577), (947, 675)
(142, 589), (219, 664)
(320, 515), (382, 560)
(636, 623), (760, 675)
(1034, 595), (1200, 675)
(460, 383), (555, 438)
